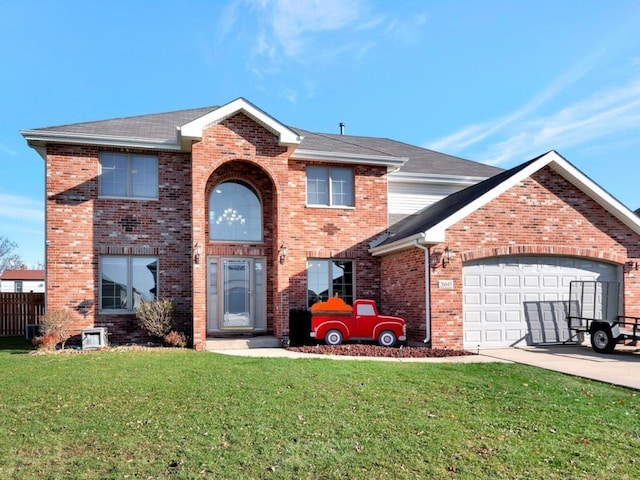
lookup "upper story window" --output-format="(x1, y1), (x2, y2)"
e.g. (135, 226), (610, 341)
(99, 153), (158, 199)
(209, 181), (263, 242)
(306, 166), (354, 207)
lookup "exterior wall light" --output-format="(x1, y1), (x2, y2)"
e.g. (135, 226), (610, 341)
(442, 246), (453, 268)
(279, 244), (289, 264)
(194, 242), (202, 264)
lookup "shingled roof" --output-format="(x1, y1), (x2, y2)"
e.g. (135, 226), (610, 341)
(371, 150), (640, 255)
(291, 128), (500, 177)
(22, 101), (501, 178)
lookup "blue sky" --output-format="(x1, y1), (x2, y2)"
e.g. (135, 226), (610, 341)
(1, 0), (640, 266)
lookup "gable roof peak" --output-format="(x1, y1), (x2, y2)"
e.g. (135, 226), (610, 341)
(179, 97), (303, 149)
(371, 150), (640, 255)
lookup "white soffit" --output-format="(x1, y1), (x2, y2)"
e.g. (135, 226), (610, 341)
(179, 97), (302, 148)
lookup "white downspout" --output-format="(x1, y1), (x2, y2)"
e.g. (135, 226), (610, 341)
(414, 238), (431, 345)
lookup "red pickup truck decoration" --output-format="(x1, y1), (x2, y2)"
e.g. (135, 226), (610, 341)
(310, 297), (407, 347)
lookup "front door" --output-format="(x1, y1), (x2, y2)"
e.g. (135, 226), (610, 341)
(207, 256), (266, 333)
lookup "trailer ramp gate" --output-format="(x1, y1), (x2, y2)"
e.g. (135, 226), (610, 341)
(567, 280), (620, 333)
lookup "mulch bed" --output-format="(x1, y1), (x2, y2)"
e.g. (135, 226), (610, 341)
(287, 344), (476, 358)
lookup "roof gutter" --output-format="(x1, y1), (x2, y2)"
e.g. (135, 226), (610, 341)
(413, 237), (431, 345)
(20, 130), (183, 154)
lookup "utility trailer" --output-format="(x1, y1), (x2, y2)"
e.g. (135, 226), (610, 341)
(566, 280), (640, 353)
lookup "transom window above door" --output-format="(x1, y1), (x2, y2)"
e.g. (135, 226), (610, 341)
(209, 181), (263, 242)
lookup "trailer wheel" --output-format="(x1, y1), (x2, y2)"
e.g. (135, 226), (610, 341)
(591, 325), (616, 354)
(325, 329), (343, 346)
(378, 330), (397, 347)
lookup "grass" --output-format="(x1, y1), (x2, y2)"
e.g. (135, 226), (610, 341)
(0, 338), (638, 479)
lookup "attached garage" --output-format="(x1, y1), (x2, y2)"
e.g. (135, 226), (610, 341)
(373, 151), (640, 350)
(463, 256), (621, 349)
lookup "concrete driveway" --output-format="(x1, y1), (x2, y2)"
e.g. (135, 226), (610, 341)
(482, 344), (640, 390)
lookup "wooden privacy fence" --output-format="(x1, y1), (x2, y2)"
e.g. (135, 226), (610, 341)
(0, 293), (45, 337)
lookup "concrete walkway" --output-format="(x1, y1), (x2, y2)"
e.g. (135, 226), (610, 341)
(482, 344), (640, 390)
(207, 337), (640, 389)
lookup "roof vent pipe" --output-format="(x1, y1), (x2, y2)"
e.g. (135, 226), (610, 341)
(339, 122), (345, 135)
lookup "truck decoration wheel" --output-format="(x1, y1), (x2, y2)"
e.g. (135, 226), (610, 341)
(325, 329), (343, 346)
(378, 330), (397, 347)
(591, 326), (615, 354)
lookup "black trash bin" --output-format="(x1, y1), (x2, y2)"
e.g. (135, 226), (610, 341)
(288, 308), (312, 346)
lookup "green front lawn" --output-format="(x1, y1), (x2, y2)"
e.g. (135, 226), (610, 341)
(0, 338), (638, 479)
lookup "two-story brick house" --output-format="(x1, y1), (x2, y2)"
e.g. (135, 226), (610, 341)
(21, 98), (640, 350)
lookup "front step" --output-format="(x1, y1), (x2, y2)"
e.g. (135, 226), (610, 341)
(205, 336), (281, 350)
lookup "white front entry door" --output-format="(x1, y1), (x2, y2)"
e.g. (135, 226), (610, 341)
(207, 257), (266, 333)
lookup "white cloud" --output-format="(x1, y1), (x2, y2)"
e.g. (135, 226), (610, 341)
(0, 192), (44, 224)
(0, 143), (18, 156)
(428, 51), (604, 154)
(477, 79), (640, 165)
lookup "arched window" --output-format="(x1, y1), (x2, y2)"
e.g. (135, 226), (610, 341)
(209, 181), (262, 242)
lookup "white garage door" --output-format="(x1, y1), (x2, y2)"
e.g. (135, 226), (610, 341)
(463, 256), (620, 349)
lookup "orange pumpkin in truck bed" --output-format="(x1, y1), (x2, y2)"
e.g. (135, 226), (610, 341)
(310, 297), (407, 347)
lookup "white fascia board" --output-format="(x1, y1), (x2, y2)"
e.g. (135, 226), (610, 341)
(179, 97), (302, 147)
(370, 226), (446, 256)
(417, 152), (560, 240)
(369, 233), (427, 256)
(291, 149), (408, 170)
(20, 130), (181, 151)
(389, 171), (489, 186)
(548, 155), (640, 234)
(422, 150), (640, 240)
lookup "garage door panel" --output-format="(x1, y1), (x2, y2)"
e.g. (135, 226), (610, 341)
(484, 293), (501, 305)
(484, 275), (500, 287)
(463, 256), (620, 349)
(504, 293), (520, 305)
(504, 275), (520, 287)
(504, 310), (521, 323)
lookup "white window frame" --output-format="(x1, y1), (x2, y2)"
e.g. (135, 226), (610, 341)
(99, 256), (158, 313)
(306, 166), (354, 207)
(99, 152), (159, 199)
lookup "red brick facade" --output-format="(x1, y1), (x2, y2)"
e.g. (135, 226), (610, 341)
(42, 106), (640, 350)
(44, 112), (389, 348)
(381, 167), (640, 348)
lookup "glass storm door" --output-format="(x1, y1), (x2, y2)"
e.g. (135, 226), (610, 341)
(207, 257), (266, 333)
(223, 259), (251, 327)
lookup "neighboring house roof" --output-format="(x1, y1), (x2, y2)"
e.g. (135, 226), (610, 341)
(0, 269), (45, 281)
(371, 150), (640, 255)
(21, 98), (500, 177)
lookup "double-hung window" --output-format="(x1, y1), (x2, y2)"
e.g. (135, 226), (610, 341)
(306, 166), (354, 207)
(100, 256), (158, 311)
(99, 153), (158, 198)
(307, 259), (354, 307)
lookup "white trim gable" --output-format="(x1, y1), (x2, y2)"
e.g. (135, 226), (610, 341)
(179, 97), (302, 148)
(372, 150), (640, 255)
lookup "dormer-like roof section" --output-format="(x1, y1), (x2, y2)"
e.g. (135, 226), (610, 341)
(179, 98), (302, 149)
